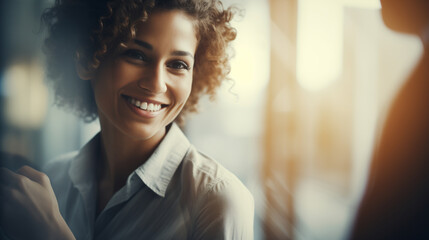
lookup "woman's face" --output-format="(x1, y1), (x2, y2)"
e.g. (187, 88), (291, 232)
(91, 9), (197, 142)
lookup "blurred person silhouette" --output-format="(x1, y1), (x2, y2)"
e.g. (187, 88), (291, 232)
(350, 0), (429, 239)
(0, 0), (254, 239)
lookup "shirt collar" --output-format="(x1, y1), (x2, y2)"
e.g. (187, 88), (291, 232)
(68, 134), (100, 224)
(69, 134), (99, 192)
(134, 123), (190, 197)
(69, 123), (190, 198)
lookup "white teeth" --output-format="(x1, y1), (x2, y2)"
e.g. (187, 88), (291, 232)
(128, 97), (163, 112)
(148, 103), (154, 111)
(141, 102), (148, 110)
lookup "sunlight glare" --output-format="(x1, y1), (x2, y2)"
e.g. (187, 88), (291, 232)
(297, 0), (343, 91)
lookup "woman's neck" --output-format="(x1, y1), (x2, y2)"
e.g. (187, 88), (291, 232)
(95, 121), (165, 216)
(96, 119), (166, 192)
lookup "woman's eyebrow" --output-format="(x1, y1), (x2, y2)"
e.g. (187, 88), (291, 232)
(172, 50), (194, 59)
(134, 39), (153, 50)
(134, 39), (193, 58)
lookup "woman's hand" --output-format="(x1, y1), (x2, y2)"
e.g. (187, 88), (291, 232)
(0, 166), (75, 240)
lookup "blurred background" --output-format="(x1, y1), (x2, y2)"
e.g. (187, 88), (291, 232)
(0, 0), (423, 239)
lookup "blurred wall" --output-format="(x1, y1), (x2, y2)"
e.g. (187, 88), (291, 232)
(1, 0), (51, 164)
(263, 1), (422, 239)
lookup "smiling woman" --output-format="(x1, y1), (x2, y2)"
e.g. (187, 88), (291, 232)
(87, 10), (197, 150)
(0, 0), (254, 239)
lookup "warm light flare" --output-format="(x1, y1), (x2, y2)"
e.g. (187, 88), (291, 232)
(3, 61), (48, 129)
(296, 0), (380, 91)
(297, 0), (344, 91)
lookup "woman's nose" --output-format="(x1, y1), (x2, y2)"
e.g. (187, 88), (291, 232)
(138, 65), (167, 94)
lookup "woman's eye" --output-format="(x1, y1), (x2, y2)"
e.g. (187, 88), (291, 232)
(167, 61), (190, 71)
(123, 50), (148, 62)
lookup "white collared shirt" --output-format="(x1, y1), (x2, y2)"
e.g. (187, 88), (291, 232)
(43, 123), (254, 240)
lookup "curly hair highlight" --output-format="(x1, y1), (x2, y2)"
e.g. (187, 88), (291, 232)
(42, 0), (237, 123)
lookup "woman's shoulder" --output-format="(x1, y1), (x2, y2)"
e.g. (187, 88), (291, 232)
(183, 146), (241, 185)
(42, 134), (99, 184)
(42, 151), (78, 183)
(178, 146), (254, 239)
(43, 151), (77, 170)
(180, 145), (254, 205)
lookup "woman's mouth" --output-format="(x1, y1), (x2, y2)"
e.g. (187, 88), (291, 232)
(124, 96), (167, 112)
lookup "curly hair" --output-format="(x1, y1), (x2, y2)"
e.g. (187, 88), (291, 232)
(42, 0), (237, 122)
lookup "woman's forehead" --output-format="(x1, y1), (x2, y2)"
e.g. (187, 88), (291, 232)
(131, 10), (198, 54)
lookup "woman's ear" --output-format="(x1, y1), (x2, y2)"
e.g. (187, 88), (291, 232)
(75, 61), (95, 80)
